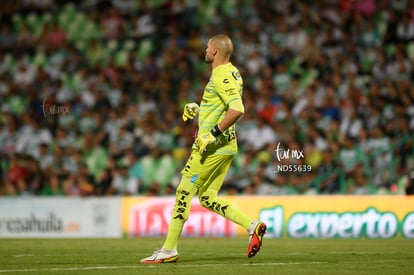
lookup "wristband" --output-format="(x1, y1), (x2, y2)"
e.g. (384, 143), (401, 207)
(211, 125), (223, 137)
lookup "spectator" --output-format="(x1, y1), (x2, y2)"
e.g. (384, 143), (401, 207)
(81, 132), (108, 180)
(13, 61), (36, 90)
(339, 136), (365, 175)
(347, 164), (371, 195)
(317, 149), (340, 194)
(245, 118), (277, 151)
(63, 173), (82, 196)
(0, 116), (19, 155)
(340, 107), (363, 139)
(109, 165), (139, 195)
(0, 22), (17, 51)
(40, 174), (64, 196)
(41, 21), (67, 48)
(6, 154), (26, 187)
(0, 1), (413, 197)
(16, 118), (53, 157)
(34, 143), (54, 171)
(100, 6), (125, 40)
(109, 125), (134, 156)
(406, 171), (414, 195)
(95, 168), (113, 196)
(396, 13), (414, 42)
(286, 23), (308, 54)
(133, 2), (156, 39)
(272, 173), (297, 195)
(77, 164), (95, 196)
(16, 23), (36, 51)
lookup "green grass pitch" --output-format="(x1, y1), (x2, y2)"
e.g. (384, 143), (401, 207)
(0, 238), (413, 274)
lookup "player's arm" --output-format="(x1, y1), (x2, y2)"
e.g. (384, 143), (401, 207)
(216, 101), (244, 133)
(198, 100), (243, 151)
(213, 72), (245, 133)
(196, 74), (244, 153)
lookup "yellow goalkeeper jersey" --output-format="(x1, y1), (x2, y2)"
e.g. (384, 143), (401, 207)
(194, 62), (243, 155)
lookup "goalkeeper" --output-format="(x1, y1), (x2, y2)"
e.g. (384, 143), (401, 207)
(141, 34), (266, 264)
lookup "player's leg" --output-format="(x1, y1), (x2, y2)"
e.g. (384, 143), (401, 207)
(197, 153), (267, 258)
(141, 154), (199, 264)
(197, 154), (253, 229)
(140, 175), (197, 264)
(162, 176), (198, 250)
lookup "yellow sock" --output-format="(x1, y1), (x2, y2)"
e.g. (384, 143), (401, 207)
(199, 189), (253, 230)
(163, 177), (198, 250)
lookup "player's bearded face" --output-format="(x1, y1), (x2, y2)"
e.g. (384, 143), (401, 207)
(205, 53), (213, 64)
(205, 44), (214, 64)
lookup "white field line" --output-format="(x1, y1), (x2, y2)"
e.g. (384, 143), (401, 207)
(13, 254), (91, 258)
(327, 251), (414, 255)
(11, 254), (173, 258)
(0, 262), (328, 273)
(0, 266), (138, 273)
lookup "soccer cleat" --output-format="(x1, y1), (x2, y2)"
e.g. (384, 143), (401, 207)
(140, 248), (179, 264)
(247, 221), (267, 258)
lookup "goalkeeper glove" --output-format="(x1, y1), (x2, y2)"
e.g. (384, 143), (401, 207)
(182, 102), (199, 121)
(195, 125), (223, 153)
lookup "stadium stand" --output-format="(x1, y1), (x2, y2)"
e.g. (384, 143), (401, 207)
(0, 0), (413, 196)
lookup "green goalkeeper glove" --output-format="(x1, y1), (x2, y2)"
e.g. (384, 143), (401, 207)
(195, 125), (223, 153)
(182, 102), (199, 121)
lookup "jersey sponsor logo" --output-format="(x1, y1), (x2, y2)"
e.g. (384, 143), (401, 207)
(231, 71), (241, 80)
(225, 88), (236, 96)
(200, 195), (228, 216)
(173, 190), (191, 220)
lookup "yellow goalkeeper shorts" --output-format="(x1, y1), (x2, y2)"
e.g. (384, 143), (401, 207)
(181, 150), (234, 192)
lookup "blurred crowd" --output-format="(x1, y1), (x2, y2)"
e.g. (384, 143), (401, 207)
(0, 0), (413, 197)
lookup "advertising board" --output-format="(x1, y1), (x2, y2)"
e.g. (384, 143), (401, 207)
(0, 197), (121, 238)
(122, 196), (414, 239)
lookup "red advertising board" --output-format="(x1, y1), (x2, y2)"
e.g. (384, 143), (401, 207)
(124, 197), (235, 237)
